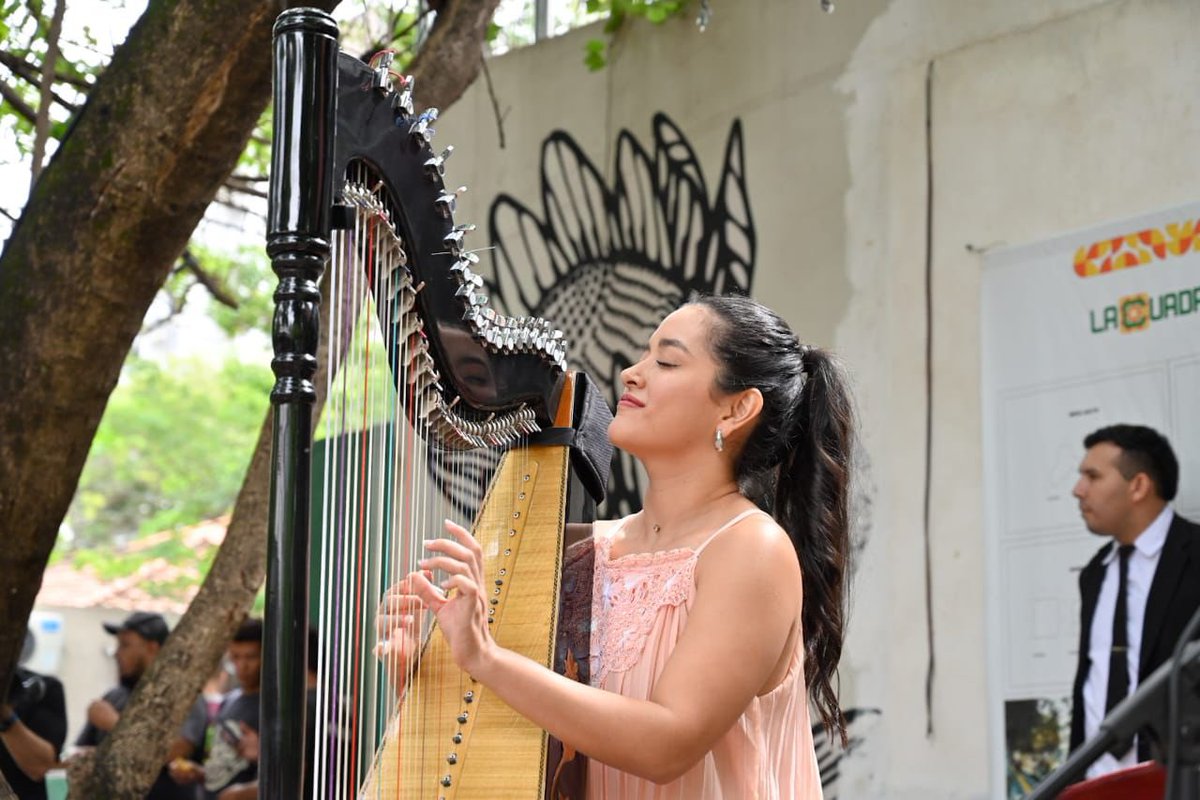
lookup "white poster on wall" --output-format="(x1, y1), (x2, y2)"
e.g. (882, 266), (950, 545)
(981, 202), (1200, 798)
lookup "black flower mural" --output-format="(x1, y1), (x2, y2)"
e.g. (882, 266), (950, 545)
(486, 112), (756, 516)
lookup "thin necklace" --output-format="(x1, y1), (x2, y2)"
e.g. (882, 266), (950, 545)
(641, 487), (742, 539)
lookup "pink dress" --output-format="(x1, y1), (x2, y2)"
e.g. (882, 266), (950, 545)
(586, 510), (824, 800)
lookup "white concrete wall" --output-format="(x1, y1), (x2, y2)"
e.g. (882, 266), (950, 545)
(435, 1), (1200, 796)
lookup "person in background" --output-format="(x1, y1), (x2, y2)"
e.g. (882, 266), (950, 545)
(208, 626), (325, 800)
(170, 618), (263, 800)
(1070, 424), (1200, 778)
(74, 610), (207, 800)
(0, 628), (67, 800)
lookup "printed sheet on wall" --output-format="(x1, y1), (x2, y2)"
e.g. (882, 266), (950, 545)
(981, 201), (1200, 798)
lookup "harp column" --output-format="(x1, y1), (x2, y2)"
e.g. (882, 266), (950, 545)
(265, 9), (339, 799)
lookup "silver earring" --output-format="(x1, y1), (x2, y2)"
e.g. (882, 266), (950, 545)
(714, 428), (724, 452)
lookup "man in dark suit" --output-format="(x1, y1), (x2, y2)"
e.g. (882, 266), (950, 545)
(1069, 424), (1200, 779)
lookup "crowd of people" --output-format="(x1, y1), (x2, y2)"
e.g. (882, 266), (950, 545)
(1, 613), (266, 800)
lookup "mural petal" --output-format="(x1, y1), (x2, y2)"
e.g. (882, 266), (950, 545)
(538, 133), (615, 269)
(652, 113), (712, 285)
(612, 130), (668, 269)
(711, 119), (756, 296)
(488, 195), (572, 315)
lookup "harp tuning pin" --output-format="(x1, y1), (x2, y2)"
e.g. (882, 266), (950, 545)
(408, 109), (438, 143)
(371, 51), (395, 90)
(423, 145), (456, 180)
(393, 89), (415, 116)
(443, 230), (467, 257)
(435, 191), (459, 218)
(408, 120), (434, 143)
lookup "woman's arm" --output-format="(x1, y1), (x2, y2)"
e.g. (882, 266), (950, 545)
(412, 517), (801, 783)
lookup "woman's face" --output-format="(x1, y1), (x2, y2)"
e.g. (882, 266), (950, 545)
(608, 304), (725, 460)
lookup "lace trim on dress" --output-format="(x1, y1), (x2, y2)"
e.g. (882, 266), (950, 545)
(590, 533), (699, 686)
(589, 510), (771, 687)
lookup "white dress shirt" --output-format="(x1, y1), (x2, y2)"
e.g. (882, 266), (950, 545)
(1082, 505), (1173, 779)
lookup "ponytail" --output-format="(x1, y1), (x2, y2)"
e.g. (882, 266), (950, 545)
(691, 295), (854, 746)
(776, 347), (853, 745)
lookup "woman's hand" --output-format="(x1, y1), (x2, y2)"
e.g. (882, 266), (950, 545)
(409, 519), (494, 676)
(375, 574), (428, 697)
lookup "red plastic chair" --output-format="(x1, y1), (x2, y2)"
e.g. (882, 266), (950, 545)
(1058, 762), (1165, 800)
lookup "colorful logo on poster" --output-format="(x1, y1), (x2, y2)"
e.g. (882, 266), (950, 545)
(1074, 218), (1200, 278)
(1089, 285), (1200, 334)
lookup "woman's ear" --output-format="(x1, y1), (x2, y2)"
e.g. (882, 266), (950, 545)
(722, 388), (764, 437)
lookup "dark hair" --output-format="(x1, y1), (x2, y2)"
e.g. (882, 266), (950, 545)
(1083, 424), (1178, 501)
(692, 295), (854, 744)
(233, 617), (264, 644)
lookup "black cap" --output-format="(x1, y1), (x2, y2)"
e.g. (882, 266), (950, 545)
(102, 611), (169, 645)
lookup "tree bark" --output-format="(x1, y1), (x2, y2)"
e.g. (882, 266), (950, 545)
(39, 1), (501, 797)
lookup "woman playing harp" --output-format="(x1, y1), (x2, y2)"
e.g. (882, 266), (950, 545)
(380, 295), (856, 799)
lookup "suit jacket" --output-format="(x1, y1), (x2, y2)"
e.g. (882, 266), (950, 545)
(1069, 512), (1200, 760)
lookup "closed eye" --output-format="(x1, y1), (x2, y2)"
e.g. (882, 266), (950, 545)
(656, 360), (678, 368)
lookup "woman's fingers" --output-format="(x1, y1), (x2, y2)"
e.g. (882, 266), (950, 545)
(378, 592), (423, 614)
(409, 569), (451, 609)
(417, 554), (476, 579)
(423, 537), (476, 567)
(444, 519), (485, 574)
(440, 573), (484, 606)
(375, 612), (416, 638)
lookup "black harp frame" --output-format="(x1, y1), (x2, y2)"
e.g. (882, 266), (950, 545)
(263, 7), (602, 799)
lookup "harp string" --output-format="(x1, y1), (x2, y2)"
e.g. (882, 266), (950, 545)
(311, 163), (511, 798)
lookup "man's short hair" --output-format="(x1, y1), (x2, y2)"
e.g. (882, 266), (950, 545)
(102, 611), (169, 645)
(1084, 424), (1179, 501)
(233, 617), (264, 645)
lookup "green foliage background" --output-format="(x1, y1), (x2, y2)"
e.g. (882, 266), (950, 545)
(66, 356), (273, 545)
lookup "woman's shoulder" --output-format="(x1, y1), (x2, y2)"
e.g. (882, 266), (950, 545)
(696, 510), (799, 581)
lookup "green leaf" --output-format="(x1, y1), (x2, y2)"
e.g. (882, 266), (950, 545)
(584, 38), (607, 71)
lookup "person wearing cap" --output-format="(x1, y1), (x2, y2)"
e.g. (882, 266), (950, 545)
(75, 611), (207, 800)
(0, 628), (67, 800)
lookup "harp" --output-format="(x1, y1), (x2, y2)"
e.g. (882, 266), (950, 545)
(263, 9), (612, 799)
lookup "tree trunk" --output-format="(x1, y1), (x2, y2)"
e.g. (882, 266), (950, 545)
(0, 0), (326, 702)
(54, 2), (501, 797)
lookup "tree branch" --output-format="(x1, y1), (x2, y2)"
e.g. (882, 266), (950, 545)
(480, 49), (507, 149)
(0, 78), (38, 123)
(179, 249), (239, 310)
(31, 0), (68, 186)
(0, 49), (91, 91)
